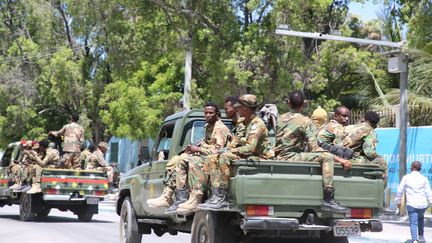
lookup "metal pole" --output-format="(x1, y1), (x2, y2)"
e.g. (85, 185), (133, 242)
(399, 55), (409, 181)
(183, 37), (192, 110)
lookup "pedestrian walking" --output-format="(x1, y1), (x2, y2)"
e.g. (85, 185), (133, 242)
(396, 161), (432, 243)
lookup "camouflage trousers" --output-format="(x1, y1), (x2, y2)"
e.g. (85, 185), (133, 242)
(32, 164), (44, 184)
(96, 166), (114, 183)
(63, 152), (81, 169)
(9, 163), (23, 184)
(277, 152), (335, 188)
(164, 153), (200, 190)
(195, 153), (240, 190)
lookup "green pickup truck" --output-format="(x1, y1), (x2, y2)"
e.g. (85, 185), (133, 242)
(117, 110), (384, 243)
(0, 142), (109, 221)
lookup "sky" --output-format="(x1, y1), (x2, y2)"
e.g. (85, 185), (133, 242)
(349, 0), (383, 21)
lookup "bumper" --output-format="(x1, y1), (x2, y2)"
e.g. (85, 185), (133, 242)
(43, 195), (104, 203)
(241, 217), (382, 232)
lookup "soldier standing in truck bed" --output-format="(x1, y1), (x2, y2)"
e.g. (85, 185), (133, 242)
(49, 112), (84, 169)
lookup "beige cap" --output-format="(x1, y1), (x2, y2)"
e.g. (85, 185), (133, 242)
(235, 94), (258, 108)
(98, 142), (108, 149)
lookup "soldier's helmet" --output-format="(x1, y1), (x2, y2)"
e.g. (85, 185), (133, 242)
(235, 94), (259, 109)
(98, 142), (108, 150)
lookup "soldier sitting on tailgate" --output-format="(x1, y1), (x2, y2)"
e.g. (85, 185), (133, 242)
(274, 90), (352, 213)
(197, 94), (273, 210)
(147, 102), (231, 213)
(339, 111), (388, 179)
(86, 142), (114, 185)
(27, 139), (60, 194)
(49, 112), (84, 169)
(8, 141), (31, 190)
(80, 143), (95, 170)
(317, 106), (352, 158)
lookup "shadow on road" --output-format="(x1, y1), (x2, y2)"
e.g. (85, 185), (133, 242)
(0, 214), (112, 223)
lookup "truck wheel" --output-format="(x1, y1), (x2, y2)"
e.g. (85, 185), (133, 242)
(191, 210), (240, 243)
(19, 193), (35, 221)
(77, 211), (94, 222)
(120, 196), (142, 243)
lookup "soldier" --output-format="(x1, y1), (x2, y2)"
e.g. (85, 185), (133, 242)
(339, 111), (388, 178)
(148, 102), (231, 212)
(8, 141), (30, 190)
(318, 106), (350, 146)
(86, 142), (114, 184)
(311, 106), (328, 128)
(80, 143), (95, 170)
(176, 97), (244, 214)
(27, 139), (60, 194)
(197, 94), (273, 210)
(274, 90), (351, 213)
(49, 112), (84, 169)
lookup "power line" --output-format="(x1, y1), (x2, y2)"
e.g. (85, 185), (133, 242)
(0, 46), (81, 65)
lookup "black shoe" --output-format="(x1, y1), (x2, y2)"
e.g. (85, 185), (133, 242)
(165, 189), (189, 214)
(202, 188), (219, 205)
(321, 188), (348, 214)
(198, 188), (230, 210)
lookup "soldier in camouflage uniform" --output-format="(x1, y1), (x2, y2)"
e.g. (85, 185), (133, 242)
(80, 143), (95, 170)
(27, 139), (61, 194)
(311, 106), (328, 128)
(275, 90), (351, 213)
(339, 111), (388, 180)
(177, 97), (245, 214)
(317, 106), (350, 145)
(8, 141), (32, 190)
(147, 102), (231, 212)
(50, 112), (84, 169)
(86, 142), (114, 183)
(198, 94), (273, 210)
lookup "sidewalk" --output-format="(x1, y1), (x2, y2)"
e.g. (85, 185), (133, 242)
(99, 193), (117, 213)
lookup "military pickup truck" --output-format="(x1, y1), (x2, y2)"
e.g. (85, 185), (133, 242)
(0, 142), (109, 222)
(117, 110), (384, 243)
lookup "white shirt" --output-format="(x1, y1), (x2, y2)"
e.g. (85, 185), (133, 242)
(395, 171), (432, 209)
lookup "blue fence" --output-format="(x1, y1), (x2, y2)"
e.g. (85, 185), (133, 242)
(376, 126), (432, 209)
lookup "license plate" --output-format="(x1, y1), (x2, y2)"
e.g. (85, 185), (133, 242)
(333, 221), (361, 237)
(86, 197), (99, 205)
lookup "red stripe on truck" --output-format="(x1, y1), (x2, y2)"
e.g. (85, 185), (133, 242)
(41, 178), (108, 184)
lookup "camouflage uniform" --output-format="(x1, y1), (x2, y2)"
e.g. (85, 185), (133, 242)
(207, 115), (272, 189)
(87, 148), (114, 183)
(52, 122), (84, 169)
(31, 148), (60, 184)
(173, 119), (231, 190)
(275, 112), (336, 189)
(188, 119), (243, 192)
(79, 149), (92, 170)
(340, 122), (387, 172)
(317, 119), (345, 145)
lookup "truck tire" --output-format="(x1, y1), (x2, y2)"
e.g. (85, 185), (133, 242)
(19, 193), (35, 221)
(77, 211), (94, 222)
(120, 196), (142, 243)
(191, 210), (240, 243)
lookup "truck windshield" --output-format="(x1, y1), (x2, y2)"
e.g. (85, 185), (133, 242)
(190, 121), (233, 144)
(1, 147), (14, 167)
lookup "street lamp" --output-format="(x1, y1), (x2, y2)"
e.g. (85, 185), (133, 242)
(275, 25), (408, 182)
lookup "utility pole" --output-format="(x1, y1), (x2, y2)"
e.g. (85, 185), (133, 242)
(275, 25), (408, 183)
(181, 0), (192, 110)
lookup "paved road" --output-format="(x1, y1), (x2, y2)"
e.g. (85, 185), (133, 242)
(0, 204), (431, 243)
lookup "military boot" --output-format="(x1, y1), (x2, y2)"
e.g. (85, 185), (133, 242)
(176, 190), (204, 215)
(147, 187), (174, 208)
(27, 183), (42, 194)
(197, 188), (230, 210)
(165, 189), (189, 214)
(321, 187), (348, 213)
